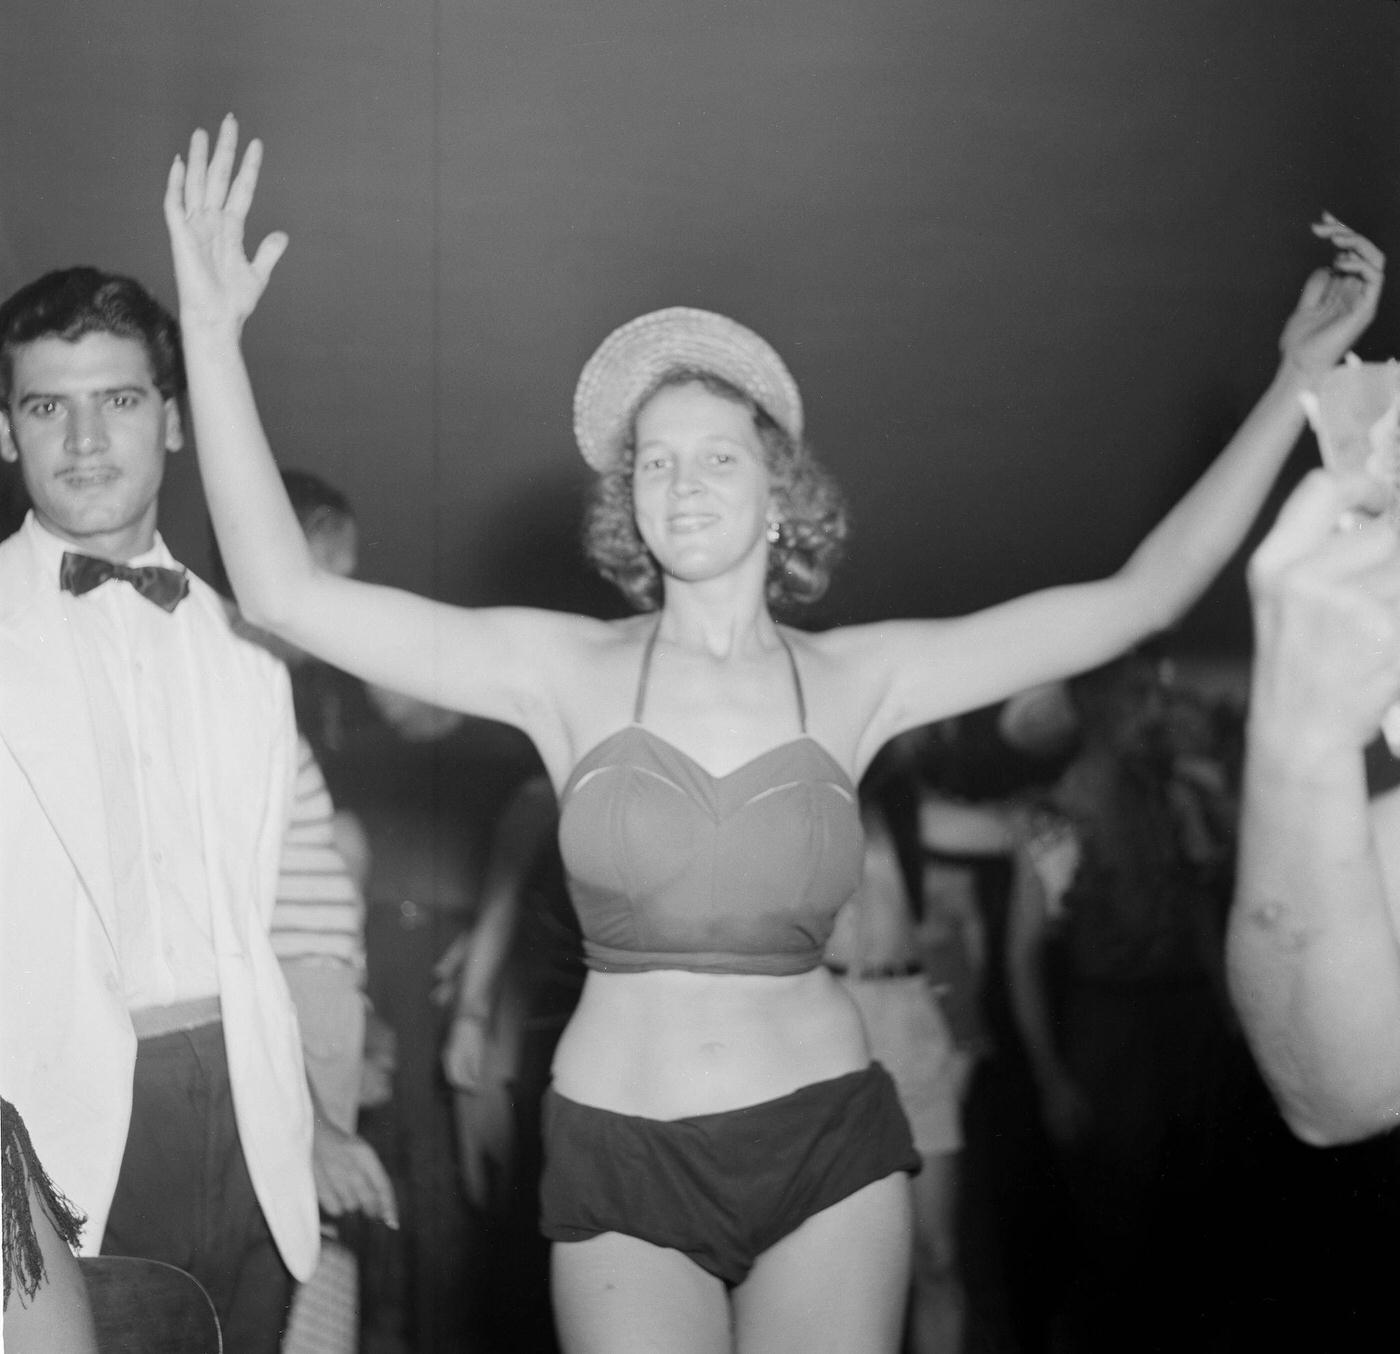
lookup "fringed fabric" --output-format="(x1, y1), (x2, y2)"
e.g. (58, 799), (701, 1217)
(2, 1097), (86, 1310)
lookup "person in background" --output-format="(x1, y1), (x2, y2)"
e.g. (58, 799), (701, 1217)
(216, 466), (502, 1353)
(823, 732), (989, 1354)
(273, 732), (397, 1354)
(1008, 653), (1244, 1352)
(211, 470), (398, 1223)
(167, 115), (1378, 1352)
(438, 771), (583, 1351)
(904, 694), (1077, 1354)
(0, 265), (318, 1353)
(210, 468), (399, 1351)
(439, 774), (576, 1207)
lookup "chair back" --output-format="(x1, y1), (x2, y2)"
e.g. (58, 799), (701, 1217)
(78, 1256), (221, 1354)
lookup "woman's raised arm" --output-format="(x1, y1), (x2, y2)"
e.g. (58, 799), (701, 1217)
(164, 118), (305, 621)
(851, 218), (1386, 753)
(165, 117), (577, 731)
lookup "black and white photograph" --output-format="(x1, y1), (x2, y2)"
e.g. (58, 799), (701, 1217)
(2, 4), (1398, 1352)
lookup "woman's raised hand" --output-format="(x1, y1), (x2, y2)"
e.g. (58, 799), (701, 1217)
(163, 114), (288, 334)
(1280, 214), (1386, 381)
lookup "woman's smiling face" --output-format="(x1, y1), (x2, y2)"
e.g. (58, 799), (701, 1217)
(631, 380), (772, 585)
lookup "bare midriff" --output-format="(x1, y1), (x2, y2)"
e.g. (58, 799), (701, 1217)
(550, 965), (872, 1119)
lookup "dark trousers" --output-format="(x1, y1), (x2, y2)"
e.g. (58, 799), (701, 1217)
(101, 1020), (295, 1354)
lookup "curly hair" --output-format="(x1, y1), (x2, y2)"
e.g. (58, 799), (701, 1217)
(0, 267), (184, 406)
(581, 370), (848, 614)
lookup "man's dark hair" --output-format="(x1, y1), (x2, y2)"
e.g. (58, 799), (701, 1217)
(0, 267), (184, 406)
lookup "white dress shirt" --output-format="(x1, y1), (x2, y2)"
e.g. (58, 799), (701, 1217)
(31, 516), (221, 1007)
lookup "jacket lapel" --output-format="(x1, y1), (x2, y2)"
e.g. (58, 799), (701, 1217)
(0, 536), (120, 949)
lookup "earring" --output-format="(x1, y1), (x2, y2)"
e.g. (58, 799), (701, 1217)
(765, 516), (783, 545)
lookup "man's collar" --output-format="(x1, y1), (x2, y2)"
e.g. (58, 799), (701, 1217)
(25, 511), (177, 576)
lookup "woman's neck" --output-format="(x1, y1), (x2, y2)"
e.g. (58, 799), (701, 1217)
(656, 577), (780, 659)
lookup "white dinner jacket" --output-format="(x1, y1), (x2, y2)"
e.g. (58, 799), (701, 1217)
(0, 519), (319, 1279)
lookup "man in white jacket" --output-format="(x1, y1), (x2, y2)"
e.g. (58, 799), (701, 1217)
(0, 266), (318, 1352)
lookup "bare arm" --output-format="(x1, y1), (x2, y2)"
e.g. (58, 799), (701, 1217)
(847, 222), (1385, 759)
(441, 775), (558, 1092)
(1004, 820), (1092, 1144)
(308, 1075), (399, 1228)
(164, 117), (586, 733)
(918, 795), (1014, 856)
(1227, 470), (1400, 1143)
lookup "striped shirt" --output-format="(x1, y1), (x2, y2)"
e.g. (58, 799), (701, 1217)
(271, 736), (365, 972)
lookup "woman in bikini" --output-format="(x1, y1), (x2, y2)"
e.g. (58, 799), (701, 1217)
(164, 116), (1382, 1353)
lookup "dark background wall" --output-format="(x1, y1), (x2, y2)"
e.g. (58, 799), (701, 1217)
(3, 1), (1397, 652)
(3, 12), (1397, 1349)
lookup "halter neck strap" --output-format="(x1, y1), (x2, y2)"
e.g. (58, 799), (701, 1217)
(632, 620), (663, 724)
(778, 631), (809, 734)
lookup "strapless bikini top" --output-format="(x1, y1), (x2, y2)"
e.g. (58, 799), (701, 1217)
(557, 627), (864, 975)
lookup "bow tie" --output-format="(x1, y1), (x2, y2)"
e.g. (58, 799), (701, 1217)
(59, 551), (190, 612)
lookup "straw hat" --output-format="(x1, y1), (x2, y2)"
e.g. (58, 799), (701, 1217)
(572, 306), (804, 471)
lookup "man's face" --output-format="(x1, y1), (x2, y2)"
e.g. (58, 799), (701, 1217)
(0, 332), (182, 561)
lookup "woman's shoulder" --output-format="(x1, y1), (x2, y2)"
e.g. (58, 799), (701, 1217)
(514, 606), (648, 642)
(780, 619), (863, 660)
(555, 610), (654, 662)
(775, 623), (865, 691)
(535, 611), (655, 707)
(792, 616), (955, 659)
(784, 619), (958, 698)
(478, 606), (649, 670)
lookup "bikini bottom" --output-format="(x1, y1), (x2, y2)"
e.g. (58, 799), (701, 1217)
(539, 1061), (919, 1285)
